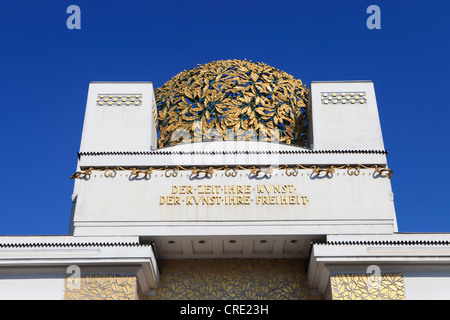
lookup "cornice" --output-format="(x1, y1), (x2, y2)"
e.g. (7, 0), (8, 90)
(77, 149), (388, 159)
(312, 240), (450, 246)
(0, 241), (153, 249)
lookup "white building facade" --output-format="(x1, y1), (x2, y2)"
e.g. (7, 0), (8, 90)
(0, 60), (449, 300)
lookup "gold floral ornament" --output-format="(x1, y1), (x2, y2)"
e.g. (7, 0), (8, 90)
(330, 273), (405, 300)
(70, 164), (393, 180)
(64, 274), (138, 300)
(143, 259), (322, 300)
(155, 59), (309, 148)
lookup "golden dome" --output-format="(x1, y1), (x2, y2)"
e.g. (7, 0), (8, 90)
(155, 59), (309, 148)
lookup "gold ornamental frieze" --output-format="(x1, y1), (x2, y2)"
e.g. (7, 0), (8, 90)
(71, 164), (393, 180)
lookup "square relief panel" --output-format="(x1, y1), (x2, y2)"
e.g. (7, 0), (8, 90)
(192, 239), (213, 254)
(222, 239), (244, 254)
(252, 239), (274, 254)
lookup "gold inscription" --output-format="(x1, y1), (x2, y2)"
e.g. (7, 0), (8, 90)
(160, 184), (308, 206)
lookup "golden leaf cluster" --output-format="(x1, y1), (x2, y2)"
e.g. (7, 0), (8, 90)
(155, 59), (309, 148)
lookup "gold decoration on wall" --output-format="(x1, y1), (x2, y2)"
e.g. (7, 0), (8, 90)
(155, 59), (309, 148)
(330, 273), (405, 300)
(142, 259), (322, 300)
(64, 274), (138, 300)
(70, 164), (393, 180)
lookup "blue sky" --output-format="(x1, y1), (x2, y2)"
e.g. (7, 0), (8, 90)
(0, 0), (448, 235)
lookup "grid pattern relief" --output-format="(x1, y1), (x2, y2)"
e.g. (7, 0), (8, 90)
(96, 94), (142, 106)
(321, 92), (367, 105)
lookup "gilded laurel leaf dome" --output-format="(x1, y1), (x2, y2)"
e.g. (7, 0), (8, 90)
(155, 59), (309, 148)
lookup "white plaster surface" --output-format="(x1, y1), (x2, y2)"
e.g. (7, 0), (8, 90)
(1, 81), (448, 300)
(79, 82), (156, 152)
(310, 81), (385, 151)
(0, 272), (65, 300)
(71, 167), (397, 236)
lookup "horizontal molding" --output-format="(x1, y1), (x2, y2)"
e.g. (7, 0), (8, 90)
(312, 240), (450, 246)
(78, 149), (388, 158)
(0, 241), (153, 249)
